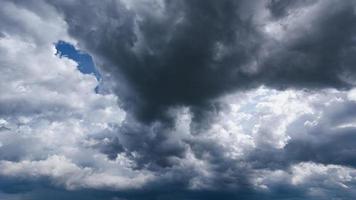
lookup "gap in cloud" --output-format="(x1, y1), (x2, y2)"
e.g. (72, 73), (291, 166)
(55, 41), (101, 93)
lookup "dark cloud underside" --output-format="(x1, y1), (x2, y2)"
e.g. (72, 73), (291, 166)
(52, 0), (356, 123)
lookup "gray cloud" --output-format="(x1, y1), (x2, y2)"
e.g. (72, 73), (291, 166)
(50, 0), (356, 123)
(50, 0), (263, 123)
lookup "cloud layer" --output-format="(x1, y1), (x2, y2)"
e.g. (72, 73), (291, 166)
(1, 0), (356, 199)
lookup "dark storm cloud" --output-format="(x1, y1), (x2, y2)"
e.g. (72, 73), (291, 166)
(49, 0), (263, 171)
(117, 118), (187, 168)
(51, 0), (262, 123)
(261, 0), (356, 90)
(3, 0), (356, 199)
(49, 0), (356, 124)
(267, 0), (317, 18)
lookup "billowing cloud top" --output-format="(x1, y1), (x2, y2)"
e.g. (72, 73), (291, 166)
(1, 0), (356, 199)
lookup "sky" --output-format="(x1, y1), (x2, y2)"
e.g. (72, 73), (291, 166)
(1, 0), (356, 199)
(55, 41), (101, 93)
(55, 41), (101, 82)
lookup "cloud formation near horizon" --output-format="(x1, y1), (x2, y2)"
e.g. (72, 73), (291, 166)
(1, 0), (356, 199)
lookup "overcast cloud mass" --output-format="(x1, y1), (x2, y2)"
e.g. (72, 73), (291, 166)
(1, 0), (356, 199)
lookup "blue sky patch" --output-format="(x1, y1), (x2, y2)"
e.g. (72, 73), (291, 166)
(55, 41), (101, 81)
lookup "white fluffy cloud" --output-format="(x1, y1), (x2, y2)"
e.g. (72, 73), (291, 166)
(0, 0), (152, 190)
(0, 155), (152, 190)
(253, 162), (356, 198)
(176, 86), (356, 195)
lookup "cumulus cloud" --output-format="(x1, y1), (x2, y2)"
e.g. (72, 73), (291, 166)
(0, 155), (152, 190)
(0, 0), (151, 193)
(253, 162), (356, 199)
